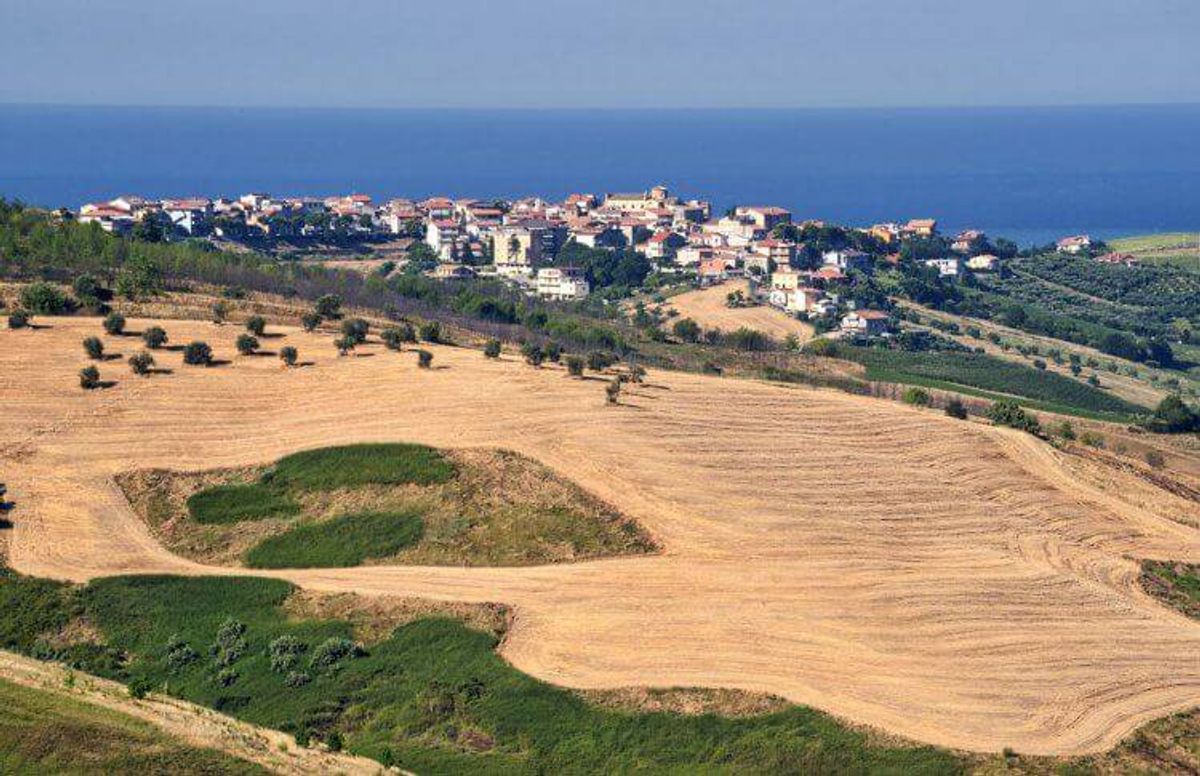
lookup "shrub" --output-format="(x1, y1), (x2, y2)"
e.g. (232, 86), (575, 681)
(417, 349), (433, 369)
(315, 294), (342, 319)
(235, 334), (259, 355)
(211, 618), (247, 669)
(245, 315), (267, 336)
(605, 378), (621, 404)
(672, 318), (701, 343)
(986, 400), (1041, 435)
(483, 339), (501, 359)
(902, 387), (931, 407)
(419, 321), (441, 343)
(284, 671), (311, 688)
(164, 634), (199, 674)
(341, 318), (369, 344)
(300, 312), (321, 332)
(587, 351), (616, 372)
(381, 327), (405, 350)
(128, 351), (155, 376)
(1145, 395), (1199, 434)
(1053, 420), (1076, 441)
(803, 337), (839, 357)
(522, 342), (545, 367)
(1080, 431), (1106, 448)
(182, 341), (213, 366)
(279, 346), (298, 367)
(726, 327), (773, 352)
(128, 678), (152, 699)
(20, 282), (70, 315)
(1144, 450), (1166, 469)
(102, 312), (126, 336)
(326, 731), (344, 752)
(944, 398), (968, 419)
(79, 365), (101, 390)
(566, 355), (585, 377)
(141, 325), (168, 349)
(309, 637), (364, 672)
(211, 301), (229, 324)
(7, 310), (30, 329)
(1032, 359), (1047, 370)
(544, 341), (562, 363)
(268, 636), (308, 673)
(334, 335), (357, 356)
(72, 274), (102, 302)
(82, 336), (105, 360)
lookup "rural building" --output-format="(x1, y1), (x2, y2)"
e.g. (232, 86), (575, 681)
(840, 309), (891, 336)
(536, 266), (590, 300)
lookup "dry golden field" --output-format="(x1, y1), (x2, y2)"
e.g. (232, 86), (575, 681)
(664, 282), (815, 342)
(2, 316), (1199, 756)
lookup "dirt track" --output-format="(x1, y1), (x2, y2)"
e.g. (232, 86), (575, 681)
(665, 282), (815, 341)
(2, 317), (1199, 756)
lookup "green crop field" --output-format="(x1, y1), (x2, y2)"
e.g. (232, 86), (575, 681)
(271, 443), (456, 490)
(245, 510), (424, 568)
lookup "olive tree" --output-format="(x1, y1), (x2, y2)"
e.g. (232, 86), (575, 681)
(79, 365), (101, 390)
(102, 312), (126, 336)
(245, 315), (267, 337)
(236, 334), (259, 355)
(7, 310), (30, 330)
(128, 351), (155, 376)
(82, 336), (105, 360)
(142, 325), (168, 349)
(483, 339), (501, 359)
(182, 341), (213, 366)
(300, 312), (321, 332)
(416, 349), (433, 368)
(279, 346), (298, 367)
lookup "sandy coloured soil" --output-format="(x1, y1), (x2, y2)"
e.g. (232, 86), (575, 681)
(665, 282), (815, 342)
(2, 316), (1199, 756)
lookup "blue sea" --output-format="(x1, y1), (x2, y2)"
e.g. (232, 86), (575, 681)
(2, 104), (1199, 246)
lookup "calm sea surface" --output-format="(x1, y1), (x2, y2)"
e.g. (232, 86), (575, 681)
(2, 104), (1198, 246)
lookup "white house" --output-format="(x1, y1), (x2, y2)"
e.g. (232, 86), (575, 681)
(536, 267), (590, 301)
(923, 257), (962, 278)
(966, 254), (1001, 272)
(840, 309), (890, 336)
(1056, 234), (1092, 254)
(822, 249), (871, 272)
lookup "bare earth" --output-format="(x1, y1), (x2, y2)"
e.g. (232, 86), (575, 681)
(665, 282), (815, 342)
(2, 317), (1199, 757)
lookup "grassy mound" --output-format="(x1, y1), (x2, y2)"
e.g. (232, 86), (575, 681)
(245, 511), (424, 569)
(187, 484), (299, 525)
(271, 443), (456, 490)
(0, 679), (265, 775)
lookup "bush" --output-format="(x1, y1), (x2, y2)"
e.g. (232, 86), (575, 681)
(381, 327), (405, 350)
(587, 351), (615, 372)
(309, 637), (365, 672)
(128, 678), (152, 699)
(315, 295), (342, 319)
(183, 341), (213, 366)
(902, 387), (931, 407)
(1032, 359), (1046, 370)
(72, 274), (102, 302)
(419, 321), (441, 343)
(128, 351), (155, 376)
(211, 301), (229, 324)
(605, 378), (621, 404)
(82, 336), (105, 360)
(79, 365), (101, 390)
(543, 341), (562, 363)
(300, 312), (321, 332)
(1144, 450), (1166, 469)
(521, 342), (544, 367)
(268, 636), (308, 673)
(803, 338), (839, 357)
(7, 310), (29, 329)
(1080, 431), (1106, 448)
(245, 315), (266, 336)
(164, 634), (199, 674)
(725, 327), (773, 352)
(1053, 420), (1076, 441)
(483, 339), (501, 359)
(1145, 395), (1199, 434)
(417, 349), (433, 369)
(141, 326), (168, 349)
(341, 318), (369, 344)
(334, 335), (356, 356)
(566, 355), (585, 377)
(326, 731), (344, 752)
(235, 334), (259, 355)
(279, 346), (298, 367)
(944, 398), (968, 419)
(986, 400), (1041, 434)
(20, 282), (70, 315)
(672, 318), (701, 343)
(102, 312), (126, 336)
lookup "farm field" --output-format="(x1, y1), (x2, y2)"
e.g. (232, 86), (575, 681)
(1110, 232), (1200, 270)
(663, 281), (815, 342)
(2, 315), (1200, 759)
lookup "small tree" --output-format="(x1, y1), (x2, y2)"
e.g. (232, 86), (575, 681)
(279, 346), (298, 367)
(300, 312), (321, 332)
(672, 318), (701, 343)
(987, 400), (1041, 435)
(522, 342), (545, 367)
(419, 321), (441, 343)
(341, 318), (369, 344)
(483, 339), (502, 359)
(587, 351), (615, 372)
(245, 315), (267, 337)
(566, 355), (585, 377)
(128, 351), (155, 376)
(236, 334), (259, 355)
(79, 365), (101, 390)
(381, 327), (405, 351)
(82, 336), (105, 360)
(142, 325), (168, 349)
(902, 387), (931, 407)
(397, 322), (417, 343)
(416, 349), (433, 368)
(1053, 420), (1077, 441)
(103, 312), (126, 336)
(334, 335), (357, 356)
(944, 398), (968, 420)
(315, 295), (342, 320)
(7, 310), (30, 329)
(1144, 449), (1166, 469)
(211, 301), (229, 325)
(544, 341), (562, 363)
(182, 341), (213, 366)
(605, 378), (621, 404)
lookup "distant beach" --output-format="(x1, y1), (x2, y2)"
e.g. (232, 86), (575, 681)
(2, 104), (1199, 246)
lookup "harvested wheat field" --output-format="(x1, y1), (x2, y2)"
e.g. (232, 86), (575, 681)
(2, 316), (1200, 757)
(665, 281), (815, 341)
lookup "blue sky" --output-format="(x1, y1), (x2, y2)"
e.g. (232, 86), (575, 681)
(2, 0), (1198, 108)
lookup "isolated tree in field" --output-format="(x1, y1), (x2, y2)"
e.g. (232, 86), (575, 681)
(521, 342), (544, 367)
(20, 282), (70, 315)
(211, 301), (229, 325)
(902, 387), (931, 407)
(128, 351), (155, 376)
(416, 349), (433, 369)
(397, 322), (417, 343)
(183, 341), (213, 366)
(543, 341), (562, 363)
(483, 339), (501, 359)
(82, 336), (105, 360)
(335, 334), (357, 356)
(587, 351), (614, 372)
(315, 294), (342, 320)
(566, 355), (585, 377)
(103, 312), (126, 336)
(627, 363), (646, 384)
(944, 398), (968, 420)
(7, 310), (29, 330)
(142, 325), (168, 349)
(79, 365), (101, 390)
(605, 378), (621, 404)
(419, 321), (441, 343)
(341, 318), (369, 344)
(236, 334), (259, 355)
(300, 312), (321, 332)
(279, 346), (298, 367)
(381, 327), (405, 351)
(672, 318), (701, 343)
(245, 315), (267, 337)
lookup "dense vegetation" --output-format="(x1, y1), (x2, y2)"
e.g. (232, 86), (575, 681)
(244, 511), (424, 568)
(0, 571), (965, 774)
(1140, 561), (1200, 620)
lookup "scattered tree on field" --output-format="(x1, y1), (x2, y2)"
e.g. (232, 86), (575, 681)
(944, 398), (968, 419)
(483, 339), (501, 359)
(543, 341), (562, 363)
(7, 310), (30, 329)
(103, 312), (126, 336)
(245, 315), (266, 336)
(20, 282), (70, 315)
(587, 351), (615, 372)
(128, 351), (155, 376)
(416, 349), (433, 368)
(381, 327), (405, 351)
(236, 334), (259, 355)
(672, 318), (701, 343)
(211, 301), (229, 325)
(79, 365), (101, 390)
(605, 378), (621, 404)
(902, 387), (931, 407)
(142, 325), (168, 349)
(279, 346), (298, 367)
(522, 342), (545, 367)
(419, 321), (441, 343)
(182, 341), (213, 366)
(335, 335), (357, 356)
(82, 336), (105, 360)
(341, 318), (369, 344)
(300, 312), (321, 332)
(566, 355), (585, 377)
(315, 294), (342, 320)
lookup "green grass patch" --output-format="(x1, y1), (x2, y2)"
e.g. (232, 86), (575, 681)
(186, 483), (300, 525)
(271, 443), (455, 490)
(1141, 560), (1200, 620)
(245, 511), (424, 569)
(44, 574), (964, 774)
(0, 679), (266, 775)
(842, 346), (1146, 420)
